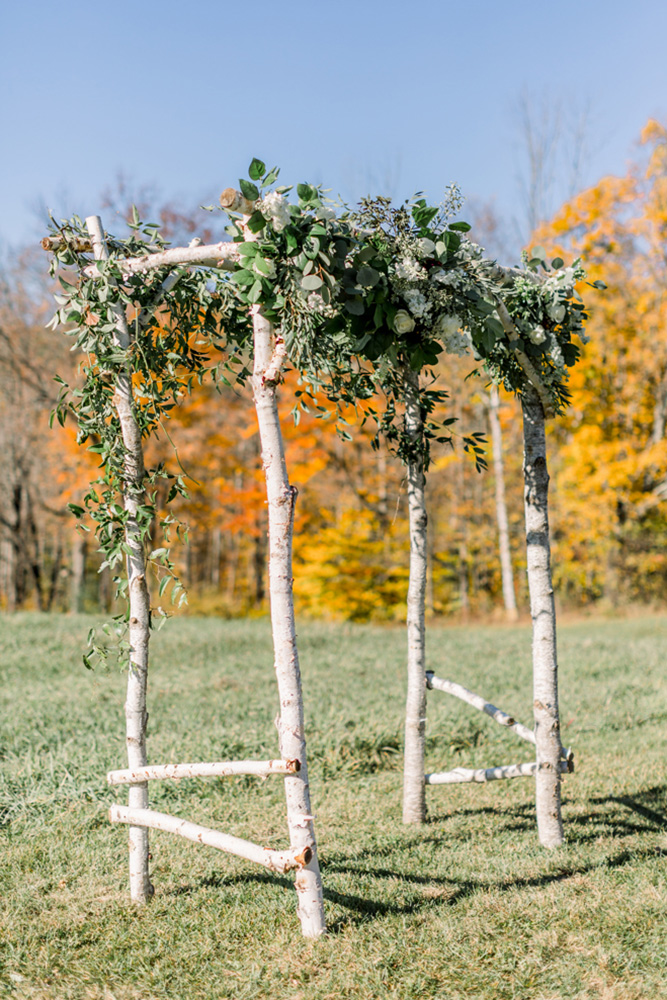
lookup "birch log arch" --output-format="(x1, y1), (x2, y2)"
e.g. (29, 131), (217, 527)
(43, 159), (598, 930)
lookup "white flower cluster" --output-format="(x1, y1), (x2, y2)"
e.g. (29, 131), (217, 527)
(434, 313), (471, 356)
(403, 288), (432, 319)
(259, 191), (291, 232)
(314, 204), (336, 222)
(394, 257), (426, 281)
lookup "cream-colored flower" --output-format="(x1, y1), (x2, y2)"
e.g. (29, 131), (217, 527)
(418, 238), (436, 256)
(394, 309), (416, 334)
(529, 325), (547, 345)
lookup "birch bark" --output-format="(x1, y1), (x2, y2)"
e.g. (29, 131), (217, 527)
(488, 386), (518, 621)
(86, 215), (154, 901)
(250, 304), (326, 937)
(402, 367), (427, 824)
(521, 383), (565, 847)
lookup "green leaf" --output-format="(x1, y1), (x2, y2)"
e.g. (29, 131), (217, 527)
(357, 266), (380, 287)
(449, 221), (471, 232)
(551, 257), (564, 269)
(248, 158), (266, 181)
(237, 241), (258, 257)
(231, 269), (255, 286)
(345, 299), (365, 316)
(159, 576), (170, 597)
(246, 211), (266, 234)
(485, 316), (505, 339)
(297, 183), (316, 203)
(531, 245), (547, 261)
(302, 274), (323, 290)
(248, 279), (264, 303)
(239, 179), (260, 201)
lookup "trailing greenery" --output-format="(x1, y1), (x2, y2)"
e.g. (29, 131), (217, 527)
(44, 160), (597, 661)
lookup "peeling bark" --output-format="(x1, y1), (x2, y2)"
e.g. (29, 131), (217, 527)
(107, 758), (300, 784)
(110, 806), (309, 873)
(402, 367), (427, 824)
(521, 383), (565, 848)
(250, 303), (326, 937)
(426, 759), (571, 784)
(426, 673), (535, 744)
(87, 215), (154, 901)
(488, 386), (518, 621)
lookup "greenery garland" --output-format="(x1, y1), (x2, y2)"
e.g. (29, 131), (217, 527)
(45, 159), (598, 662)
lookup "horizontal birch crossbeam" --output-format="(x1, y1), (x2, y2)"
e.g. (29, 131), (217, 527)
(81, 241), (240, 278)
(425, 759), (572, 785)
(107, 759), (300, 786)
(426, 672), (536, 744)
(109, 805), (311, 873)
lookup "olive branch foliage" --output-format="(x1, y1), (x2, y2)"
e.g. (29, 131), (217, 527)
(45, 158), (596, 667)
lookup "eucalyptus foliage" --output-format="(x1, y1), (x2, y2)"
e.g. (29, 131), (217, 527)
(45, 160), (595, 661)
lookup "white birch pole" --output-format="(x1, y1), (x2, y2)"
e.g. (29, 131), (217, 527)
(425, 760), (571, 784)
(86, 215), (154, 902)
(402, 366), (428, 825)
(109, 806), (311, 873)
(521, 382), (565, 847)
(246, 247), (326, 934)
(426, 673), (536, 744)
(488, 386), (519, 621)
(107, 758), (300, 784)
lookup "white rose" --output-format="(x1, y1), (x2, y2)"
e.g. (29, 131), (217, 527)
(394, 309), (416, 334)
(529, 325), (547, 345)
(418, 238), (436, 256)
(548, 302), (566, 323)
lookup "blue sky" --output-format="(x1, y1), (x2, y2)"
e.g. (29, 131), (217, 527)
(2, 0), (666, 256)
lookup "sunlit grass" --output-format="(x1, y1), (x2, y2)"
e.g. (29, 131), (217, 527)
(1, 612), (666, 999)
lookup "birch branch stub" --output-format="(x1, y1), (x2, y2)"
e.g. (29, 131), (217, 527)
(426, 672), (536, 745)
(425, 760), (571, 784)
(109, 806), (311, 874)
(107, 759), (300, 785)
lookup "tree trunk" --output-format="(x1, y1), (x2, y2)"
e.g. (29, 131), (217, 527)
(70, 533), (87, 613)
(251, 304), (326, 937)
(402, 367), (427, 824)
(521, 384), (564, 848)
(87, 215), (154, 902)
(488, 386), (519, 621)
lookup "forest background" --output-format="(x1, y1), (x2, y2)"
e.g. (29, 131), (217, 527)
(2, 2), (667, 623)
(3, 116), (667, 621)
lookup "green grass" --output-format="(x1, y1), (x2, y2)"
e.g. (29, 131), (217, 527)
(1, 612), (666, 1000)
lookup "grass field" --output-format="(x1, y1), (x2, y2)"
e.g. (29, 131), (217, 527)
(1, 612), (666, 1000)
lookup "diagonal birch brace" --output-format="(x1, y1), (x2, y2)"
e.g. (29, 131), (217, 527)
(107, 759), (300, 785)
(426, 672), (536, 745)
(86, 214), (154, 904)
(109, 806), (311, 873)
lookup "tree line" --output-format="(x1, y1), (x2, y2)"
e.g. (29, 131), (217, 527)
(2, 120), (666, 619)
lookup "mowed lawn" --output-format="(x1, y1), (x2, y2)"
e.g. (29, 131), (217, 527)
(1, 612), (666, 1000)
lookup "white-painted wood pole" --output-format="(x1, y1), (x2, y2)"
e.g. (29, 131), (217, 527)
(107, 758), (300, 785)
(86, 215), (154, 902)
(402, 366), (428, 825)
(521, 383), (565, 847)
(110, 806), (311, 873)
(426, 673), (536, 744)
(425, 759), (571, 785)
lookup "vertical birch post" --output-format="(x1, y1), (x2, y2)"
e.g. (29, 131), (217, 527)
(86, 216), (154, 901)
(250, 304), (326, 936)
(402, 367), (427, 824)
(488, 385), (518, 621)
(521, 383), (564, 847)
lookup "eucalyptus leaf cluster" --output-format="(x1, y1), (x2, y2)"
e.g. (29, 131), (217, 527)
(45, 210), (251, 647)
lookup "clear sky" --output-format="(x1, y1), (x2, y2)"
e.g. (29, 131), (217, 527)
(2, 0), (666, 255)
